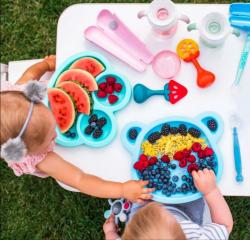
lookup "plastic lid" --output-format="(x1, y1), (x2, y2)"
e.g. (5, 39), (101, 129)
(152, 50), (181, 79)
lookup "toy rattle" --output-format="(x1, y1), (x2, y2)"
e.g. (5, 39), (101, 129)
(104, 198), (132, 224)
(133, 80), (188, 104)
(177, 39), (216, 88)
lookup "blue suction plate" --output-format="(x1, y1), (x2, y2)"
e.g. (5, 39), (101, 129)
(121, 112), (224, 204)
(44, 51), (132, 147)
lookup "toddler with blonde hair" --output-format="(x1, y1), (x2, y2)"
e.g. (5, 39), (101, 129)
(103, 169), (233, 240)
(0, 56), (154, 202)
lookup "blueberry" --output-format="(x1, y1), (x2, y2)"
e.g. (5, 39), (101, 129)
(172, 183), (177, 188)
(186, 178), (192, 184)
(148, 183), (153, 188)
(163, 178), (169, 183)
(181, 175), (187, 181)
(162, 189), (167, 194)
(156, 174), (161, 178)
(65, 131), (71, 137)
(166, 170), (171, 175)
(181, 183), (188, 189)
(170, 164), (176, 170)
(157, 185), (162, 190)
(172, 175), (179, 182)
(166, 192), (171, 197)
(163, 166), (169, 171)
(176, 187), (181, 193)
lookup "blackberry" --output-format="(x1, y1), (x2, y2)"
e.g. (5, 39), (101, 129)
(88, 114), (98, 124)
(170, 127), (179, 135)
(161, 124), (170, 136)
(207, 119), (217, 132)
(84, 125), (94, 135)
(188, 127), (201, 138)
(178, 124), (187, 136)
(93, 127), (103, 139)
(147, 131), (161, 144)
(128, 128), (138, 140)
(97, 117), (107, 127)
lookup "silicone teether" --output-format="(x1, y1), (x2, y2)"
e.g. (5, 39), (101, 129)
(133, 80), (188, 104)
(177, 39), (216, 88)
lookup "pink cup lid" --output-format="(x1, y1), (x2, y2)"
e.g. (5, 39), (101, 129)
(152, 50), (181, 79)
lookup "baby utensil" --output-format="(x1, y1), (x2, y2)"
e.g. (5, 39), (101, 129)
(133, 80), (188, 104)
(152, 50), (181, 79)
(188, 12), (240, 48)
(177, 39), (216, 88)
(229, 3), (250, 86)
(85, 9), (154, 72)
(230, 114), (244, 182)
(138, 0), (190, 37)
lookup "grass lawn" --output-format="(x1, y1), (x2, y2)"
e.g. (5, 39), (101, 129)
(1, 1), (250, 239)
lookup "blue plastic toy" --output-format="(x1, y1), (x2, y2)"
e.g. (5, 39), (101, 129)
(104, 199), (132, 224)
(45, 52), (132, 148)
(121, 112), (224, 204)
(133, 80), (188, 104)
(229, 3), (250, 86)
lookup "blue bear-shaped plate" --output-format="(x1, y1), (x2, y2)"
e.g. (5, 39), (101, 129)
(121, 112), (224, 204)
(44, 51), (132, 148)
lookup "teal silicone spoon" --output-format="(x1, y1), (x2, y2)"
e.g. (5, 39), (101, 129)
(133, 80), (188, 104)
(230, 114), (244, 182)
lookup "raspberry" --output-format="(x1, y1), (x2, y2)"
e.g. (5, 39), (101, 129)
(179, 124), (187, 136)
(97, 90), (107, 98)
(170, 127), (179, 135)
(198, 150), (206, 159)
(108, 94), (119, 104)
(98, 82), (107, 90)
(192, 142), (202, 152)
(179, 159), (187, 168)
(142, 161), (149, 169)
(182, 149), (191, 157)
(105, 85), (114, 94)
(147, 132), (161, 144)
(187, 155), (196, 163)
(106, 76), (116, 85)
(161, 155), (170, 163)
(114, 83), (123, 92)
(139, 154), (148, 162)
(188, 127), (201, 138)
(134, 162), (142, 171)
(149, 157), (157, 165)
(207, 119), (217, 132)
(96, 117), (107, 127)
(173, 151), (184, 161)
(128, 128), (138, 140)
(187, 163), (199, 173)
(161, 124), (170, 136)
(204, 147), (214, 157)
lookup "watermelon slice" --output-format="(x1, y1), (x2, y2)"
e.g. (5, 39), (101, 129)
(56, 69), (98, 91)
(48, 88), (75, 133)
(70, 57), (105, 77)
(58, 81), (91, 115)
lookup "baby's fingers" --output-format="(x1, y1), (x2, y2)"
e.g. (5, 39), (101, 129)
(142, 187), (155, 194)
(140, 193), (153, 200)
(139, 180), (149, 187)
(192, 170), (199, 180)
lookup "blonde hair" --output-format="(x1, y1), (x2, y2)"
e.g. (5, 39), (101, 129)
(123, 202), (186, 240)
(0, 91), (52, 154)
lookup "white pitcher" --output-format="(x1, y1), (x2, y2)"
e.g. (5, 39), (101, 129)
(188, 12), (240, 48)
(138, 0), (190, 37)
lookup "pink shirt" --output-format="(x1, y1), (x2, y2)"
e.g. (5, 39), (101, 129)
(1, 79), (54, 178)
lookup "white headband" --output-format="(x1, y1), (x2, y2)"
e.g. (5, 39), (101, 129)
(1, 80), (47, 162)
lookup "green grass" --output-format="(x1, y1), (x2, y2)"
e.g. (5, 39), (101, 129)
(1, 0), (250, 239)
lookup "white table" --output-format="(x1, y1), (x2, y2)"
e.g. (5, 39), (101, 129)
(55, 3), (250, 196)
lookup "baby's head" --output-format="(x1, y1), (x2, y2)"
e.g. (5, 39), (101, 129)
(123, 202), (186, 240)
(0, 90), (56, 157)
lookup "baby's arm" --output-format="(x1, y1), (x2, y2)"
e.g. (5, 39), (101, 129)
(192, 169), (233, 233)
(16, 55), (56, 84)
(37, 152), (153, 202)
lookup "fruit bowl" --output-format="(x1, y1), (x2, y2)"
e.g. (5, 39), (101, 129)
(45, 51), (132, 147)
(121, 112), (223, 204)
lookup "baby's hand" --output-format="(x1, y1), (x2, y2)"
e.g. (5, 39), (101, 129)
(192, 169), (217, 195)
(122, 180), (154, 203)
(44, 55), (56, 71)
